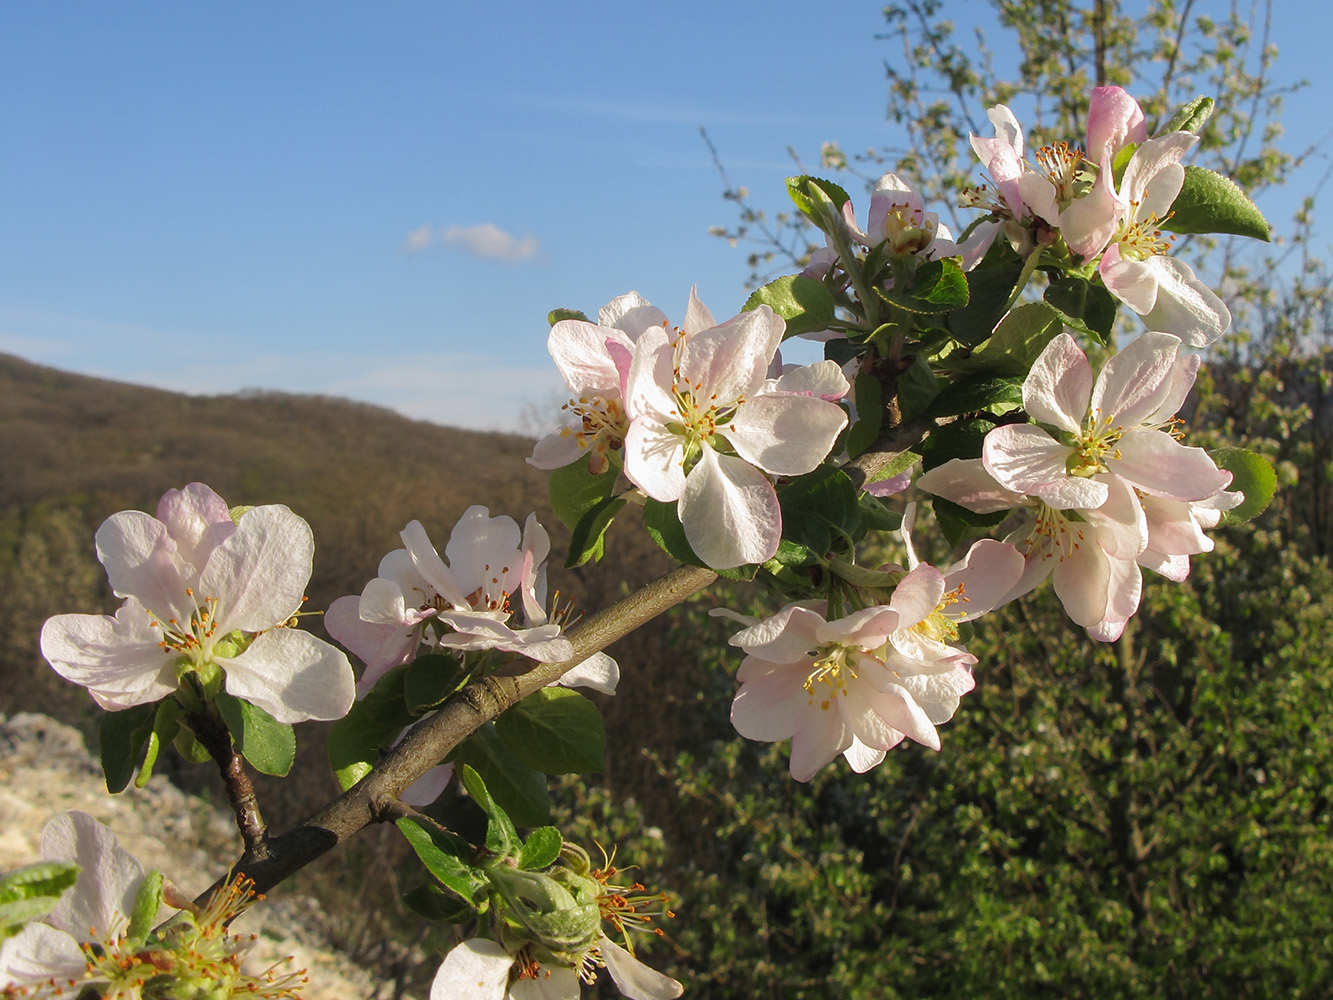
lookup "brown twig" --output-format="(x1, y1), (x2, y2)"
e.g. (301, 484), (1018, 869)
(183, 709), (269, 857)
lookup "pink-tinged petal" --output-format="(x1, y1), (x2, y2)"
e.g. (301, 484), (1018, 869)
(1085, 474), (1148, 560)
(681, 285), (717, 336)
(1146, 352), (1202, 425)
(222, 628), (356, 723)
(1101, 555), (1142, 627)
(772, 360), (850, 400)
(1086, 86), (1146, 162)
(358, 577), (427, 627)
(865, 172), (924, 244)
(1123, 132), (1196, 216)
(731, 603), (826, 664)
(400, 520), (469, 609)
(443, 507), (522, 597)
(600, 934), (684, 1000)
(888, 564), (946, 630)
(435, 611), (572, 662)
(43, 811), (145, 941)
(1139, 549), (1192, 582)
(0, 922), (87, 985)
(1141, 493), (1213, 557)
(1061, 153), (1126, 259)
(555, 652), (619, 694)
(201, 505), (313, 633)
(548, 320), (634, 394)
(1051, 541), (1112, 628)
(916, 458), (1027, 513)
(816, 605), (900, 649)
(1137, 256), (1232, 346)
(430, 939), (513, 1000)
(324, 596), (418, 698)
(723, 393), (847, 476)
(843, 737), (889, 773)
(859, 683), (941, 751)
(898, 661), (977, 723)
(1111, 430), (1232, 500)
(945, 540), (1026, 620)
(528, 427), (589, 471)
(679, 447), (781, 568)
(1099, 244), (1160, 314)
(401, 763), (454, 808)
(1091, 331), (1181, 427)
(987, 104), (1024, 157)
(40, 602), (179, 711)
(155, 483), (236, 575)
(1023, 333), (1093, 433)
(731, 662), (812, 741)
(622, 418), (687, 502)
(1029, 475), (1111, 511)
(1017, 172), (1059, 225)
(95, 510), (198, 626)
(983, 424), (1078, 496)
(623, 325), (677, 421)
(788, 706), (851, 782)
(599, 290), (669, 339)
(679, 306), (783, 406)
(866, 468), (915, 497)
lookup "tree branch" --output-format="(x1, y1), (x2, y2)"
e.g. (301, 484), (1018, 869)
(184, 709), (269, 857)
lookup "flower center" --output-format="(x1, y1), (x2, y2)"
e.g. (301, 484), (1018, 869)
(1034, 141), (1086, 203)
(1023, 503), (1089, 561)
(1067, 409), (1124, 477)
(1115, 206), (1176, 260)
(151, 589), (224, 668)
(803, 644), (860, 709)
(913, 583), (969, 643)
(665, 328), (742, 459)
(557, 394), (628, 474)
(878, 201), (933, 254)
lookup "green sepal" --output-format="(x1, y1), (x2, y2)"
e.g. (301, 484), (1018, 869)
(216, 693), (296, 777)
(743, 275), (836, 339)
(126, 868), (164, 946)
(495, 687), (605, 775)
(846, 372), (884, 458)
(404, 652), (470, 714)
(641, 499), (758, 581)
(1164, 165), (1270, 241)
(927, 375), (1025, 418)
(328, 662), (414, 791)
(453, 728), (550, 830)
(402, 882), (479, 923)
(947, 302), (1065, 376)
(548, 308), (589, 326)
(459, 762), (522, 857)
(173, 725), (214, 764)
(1157, 95), (1213, 137)
(878, 258), (969, 314)
(396, 818), (488, 903)
(828, 557), (902, 590)
(137, 700), (182, 789)
(1044, 275), (1117, 343)
(777, 466), (861, 559)
(0, 861), (79, 941)
(1213, 447), (1277, 524)
(519, 827), (564, 870)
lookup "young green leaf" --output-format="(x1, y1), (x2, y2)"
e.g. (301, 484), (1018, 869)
(1213, 447), (1277, 524)
(519, 827), (564, 870)
(0, 861), (80, 940)
(216, 693), (296, 777)
(1164, 165), (1270, 241)
(566, 495), (628, 568)
(549, 454), (621, 538)
(459, 761), (523, 856)
(846, 372), (884, 458)
(743, 275), (836, 339)
(927, 375), (1025, 418)
(948, 302), (1065, 375)
(547, 308), (589, 326)
(1044, 275), (1118, 343)
(402, 882), (480, 923)
(99, 702), (158, 794)
(879, 258), (969, 313)
(495, 688), (605, 775)
(404, 652), (469, 714)
(396, 818), (487, 902)
(454, 731), (550, 831)
(1157, 96), (1214, 137)
(328, 662), (414, 790)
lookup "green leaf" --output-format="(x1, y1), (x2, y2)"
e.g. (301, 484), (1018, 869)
(404, 652), (469, 714)
(879, 258), (969, 313)
(519, 827), (564, 870)
(743, 275), (836, 339)
(396, 818), (487, 902)
(1213, 448), (1277, 524)
(1164, 165), (1270, 241)
(1157, 96), (1213, 136)
(641, 498), (757, 580)
(567, 495), (627, 568)
(858, 494), (904, 532)
(99, 702), (158, 794)
(135, 700), (182, 790)
(549, 453), (620, 534)
(846, 372), (883, 458)
(928, 375), (1024, 418)
(547, 308), (589, 326)
(402, 882), (479, 923)
(495, 687), (605, 775)
(216, 693), (296, 777)
(916, 417), (997, 471)
(777, 466), (861, 557)
(173, 725), (213, 764)
(1044, 276), (1117, 343)
(458, 761), (524, 855)
(898, 356), (940, 421)
(454, 730), (550, 831)
(328, 662), (414, 791)
(786, 175), (852, 228)
(126, 869), (163, 945)
(932, 496), (1007, 547)
(865, 448), (919, 493)
(0, 861), (79, 940)
(946, 251), (1027, 346)
(949, 302), (1065, 376)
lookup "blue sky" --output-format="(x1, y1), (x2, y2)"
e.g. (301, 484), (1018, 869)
(1, 3), (1327, 431)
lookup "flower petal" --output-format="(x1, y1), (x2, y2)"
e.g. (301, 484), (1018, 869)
(1091, 331), (1181, 428)
(155, 483), (236, 576)
(42, 811), (146, 941)
(1022, 333), (1092, 433)
(554, 652), (619, 694)
(40, 602), (179, 711)
(1111, 430), (1232, 500)
(1137, 256), (1231, 346)
(222, 628), (356, 723)
(201, 505), (313, 633)
(622, 418), (687, 503)
(430, 939), (513, 1000)
(600, 935), (684, 1000)
(722, 392), (846, 476)
(0, 923), (87, 986)
(679, 447), (780, 568)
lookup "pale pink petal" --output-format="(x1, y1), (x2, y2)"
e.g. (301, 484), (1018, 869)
(897, 662), (977, 723)
(622, 418), (687, 502)
(982, 425), (1079, 496)
(1122, 132), (1195, 217)
(529, 426), (591, 470)
(1099, 244), (1160, 315)
(43, 811), (145, 941)
(430, 939), (512, 1000)
(679, 447), (781, 568)
(435, 611), (572, 662)
(323, 596), (419, 698)
(1091, 331), (1181, 428)
(95, 510), (198, 626)
(1137, 256), (1232, 346)
(1085, 474), (1148, 560)
(222, 628), (356, 723)
(731, 662), (811, 741)
(548, 319), (634, 394)
(858, 683), (941, 751)
(599, 934), (684, 1000)
(788, 706), (851, 782)
(915, 458), (1026, 513)
(945, 540), (1026, 621)
(731, 604), (826, 665)
(772, 360), (850, 400)
(1061, 153), (1126, 259)
(554, 652), (619, 694)
(623, 325), (677, 421)
(443, 507), (522, 599)
(0, 923), (87, 985)
(679, 307), (783, 407)
(1086, 86), (1146, 162)
(1146, 352), (1202, 425)
(722, 393), (847, 476)
(815, 606), (900, 649)
(888, 564), (946, 631)
(401, 520), (470, 609)
(40, 602), (179, 711)
(1022, 332), (1093, 433)
(681, 285), (717, 336)
(401, 764), (455, 808)
(1051, 542), (1112, 628)
(155, 483), (236, 575)
(1111, 430), (1232, 500)
(842, 738), (888, 773)
(201, 505), (313, 633)
(599, 291), (670, 339)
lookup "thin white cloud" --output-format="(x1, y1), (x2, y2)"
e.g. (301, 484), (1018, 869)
(401, 223), (540, 262)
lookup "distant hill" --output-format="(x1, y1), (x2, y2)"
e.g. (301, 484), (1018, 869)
(0, 352), (689, 820)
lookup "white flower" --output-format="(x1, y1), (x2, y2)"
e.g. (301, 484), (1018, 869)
(622, 288), (848, 568)
(40, 483), (355, 724)
(430, 935), (681, 1000)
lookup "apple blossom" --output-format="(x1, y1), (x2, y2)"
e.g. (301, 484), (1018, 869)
(622, 288), (848, 568)
(40, 483), (355, 725)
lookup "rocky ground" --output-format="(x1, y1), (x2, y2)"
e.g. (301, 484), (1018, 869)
(0, 712), (422, 1000)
